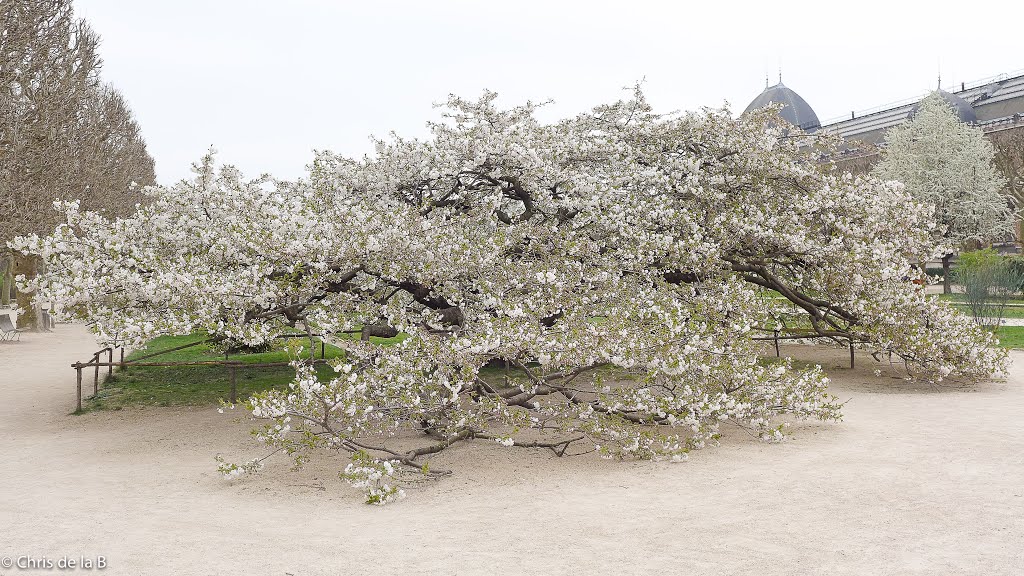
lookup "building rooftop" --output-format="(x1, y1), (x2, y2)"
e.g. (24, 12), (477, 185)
(908, 89), (977, 124)
(742, 82), (821, 133)
(821, 70), (1024, 145)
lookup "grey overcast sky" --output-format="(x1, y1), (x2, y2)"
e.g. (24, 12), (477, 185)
(74, 0), (1024, 185)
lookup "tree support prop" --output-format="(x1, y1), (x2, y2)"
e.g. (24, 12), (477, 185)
(76, 364), (82, 412)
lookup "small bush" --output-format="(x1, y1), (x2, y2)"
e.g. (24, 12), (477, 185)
(1004, 255), (1024, 287)
(954, 249), (1024, 327)
(957, 248), (1002, 273)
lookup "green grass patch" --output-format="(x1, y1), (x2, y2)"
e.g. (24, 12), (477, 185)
(938, 293), (1024, 318)
(994, 326), (1024, 349)
(949, 304), (1024, 319)
(84, 334), (347, 412)
(938, 293), (1024, 304)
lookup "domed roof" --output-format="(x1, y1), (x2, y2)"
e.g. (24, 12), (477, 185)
(908, 89), (977, 124)
(742, 82), (821, 132)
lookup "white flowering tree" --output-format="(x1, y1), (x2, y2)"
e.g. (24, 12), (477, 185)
(13, 91), (1005, 504)
(872, 92), (1014, 293)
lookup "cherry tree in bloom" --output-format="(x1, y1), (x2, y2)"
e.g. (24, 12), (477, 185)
(13, 91), (1006, 503)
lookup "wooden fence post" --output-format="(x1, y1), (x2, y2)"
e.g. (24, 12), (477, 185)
(321, 341), (325, 359)
(120, 347), (125, 372)
(108, 348), (113, 377)
(229, 365), (237, 404)
(774, 329), (780, 357)
(93, 353), (100, 395)
(76, 364), (83, 412)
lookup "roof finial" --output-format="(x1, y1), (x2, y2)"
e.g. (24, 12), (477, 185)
(765, 74), (769, 89)
(938, 73), (941, 90)
(778, 67), (782, 84)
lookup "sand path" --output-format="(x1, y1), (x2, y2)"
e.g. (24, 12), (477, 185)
(1, 325), (1022, 575)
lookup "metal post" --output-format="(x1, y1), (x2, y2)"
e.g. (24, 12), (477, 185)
(774, 330), (780, 357)
(849, 339), (855, 369)
(229, 365), (237, 404)
(76, 364), (82, 412)
(93, 353), (99, 395)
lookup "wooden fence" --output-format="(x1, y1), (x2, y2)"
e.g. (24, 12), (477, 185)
(751, 328), (858, 369)
(71, 329), (858, 412)
(71, 336), (330, 412)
